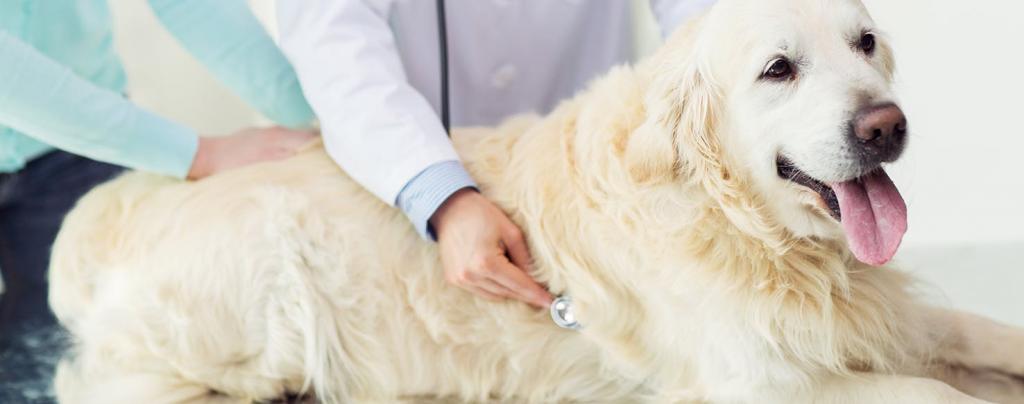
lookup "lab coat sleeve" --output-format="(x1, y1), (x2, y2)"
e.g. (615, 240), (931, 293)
(148, 0), (315, 128)
(277, 0), (471, 237)
(0, 30), (198, 178)
(649, 0), (718, 38)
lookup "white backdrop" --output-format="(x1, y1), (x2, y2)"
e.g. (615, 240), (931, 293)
(107, 0), (278, 135)
(863, 0), (1024, 247)
(838, 0), (1024, 326)
(84, 0), (1022, 324)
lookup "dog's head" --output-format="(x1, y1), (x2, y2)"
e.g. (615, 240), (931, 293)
(630, 0), (907, 266)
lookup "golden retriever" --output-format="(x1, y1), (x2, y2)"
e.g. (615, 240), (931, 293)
(48, 0), (1024, 402)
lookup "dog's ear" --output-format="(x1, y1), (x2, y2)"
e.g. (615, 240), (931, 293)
(876, 33), (897, 81)
(625, 75), (684, 183)
(626, 63), (720, 184)
(675, 66), (723, 180)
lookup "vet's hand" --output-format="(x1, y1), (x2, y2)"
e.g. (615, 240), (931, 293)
(430, 189), (554, 308)
(188, 126), (317, 180)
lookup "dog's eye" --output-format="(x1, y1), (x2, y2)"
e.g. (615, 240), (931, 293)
(762, 58), (794, 81)
(858, 33), (876, 55)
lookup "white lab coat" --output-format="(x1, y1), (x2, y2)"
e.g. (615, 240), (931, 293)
(277, 0), (715, 207)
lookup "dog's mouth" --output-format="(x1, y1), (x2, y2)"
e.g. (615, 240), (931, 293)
(776, 157), (841, 221)
(775, 156), (908, 266)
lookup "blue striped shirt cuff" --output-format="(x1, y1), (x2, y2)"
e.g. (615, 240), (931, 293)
(396, 160), (478, 240)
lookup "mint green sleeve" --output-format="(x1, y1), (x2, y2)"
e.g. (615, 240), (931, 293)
(148, 0), (316, 129)
(0, 30), (198, 178)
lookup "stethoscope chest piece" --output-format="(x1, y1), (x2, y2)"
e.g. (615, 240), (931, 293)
(550, 295), (582, 330)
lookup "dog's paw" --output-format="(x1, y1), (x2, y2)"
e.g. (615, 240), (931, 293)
(938, 364), (1024, 404)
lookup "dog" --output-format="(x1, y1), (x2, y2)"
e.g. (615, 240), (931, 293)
(48, 0), (1024, 402)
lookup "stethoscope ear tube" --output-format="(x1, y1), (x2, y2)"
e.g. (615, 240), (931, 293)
(435, 3), (579, 332)
(436, 0), (451, 136)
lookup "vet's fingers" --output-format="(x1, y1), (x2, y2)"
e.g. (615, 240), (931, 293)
(490, 259), (552, 308)
(502, 226), (533, 272)
(272, 128), (319, 154)
(284, 129), (318, 145)
(500, 225), (552, 306)
(463, 282), (507, 302)
(476, 280), (515, 301)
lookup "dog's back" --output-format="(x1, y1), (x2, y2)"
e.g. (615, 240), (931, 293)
(49, 149), (369, 402)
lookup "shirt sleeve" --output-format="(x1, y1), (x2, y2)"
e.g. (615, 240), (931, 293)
(396, 160), (477, 239)
(649, 0), (718, 38)
(277, 0), (469, 237)
(0, 30), (198, 177)
(148, 0), (315, 129)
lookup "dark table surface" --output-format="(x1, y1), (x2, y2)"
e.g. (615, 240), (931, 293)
(0, 322), (65, 404)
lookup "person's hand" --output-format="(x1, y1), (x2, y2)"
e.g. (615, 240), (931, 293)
(187, 126), (317, 180)
(430, 189), (553, 308)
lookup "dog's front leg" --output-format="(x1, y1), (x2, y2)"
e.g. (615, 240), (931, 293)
(921, 307), (1024, 403)
(760, 373), (993, 404)
(924, 308), (1024, 376)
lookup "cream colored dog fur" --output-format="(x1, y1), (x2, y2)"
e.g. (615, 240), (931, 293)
(48, 0), (1024, 402)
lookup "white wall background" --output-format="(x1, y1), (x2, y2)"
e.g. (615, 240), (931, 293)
(98, 1), (1021, 324)
(856, 0), (1024, 326)
(108, 0), (278, 134)
(862, 0), (1024, 248)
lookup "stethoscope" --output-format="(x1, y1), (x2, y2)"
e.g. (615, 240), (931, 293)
(436, 0), (451, 135)
(435, 0), (581, 331)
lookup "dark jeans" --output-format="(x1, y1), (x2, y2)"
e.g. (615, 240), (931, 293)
(0, 150), (123, 403)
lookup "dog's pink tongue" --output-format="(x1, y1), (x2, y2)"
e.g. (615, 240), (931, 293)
(829, 170), (907, 266)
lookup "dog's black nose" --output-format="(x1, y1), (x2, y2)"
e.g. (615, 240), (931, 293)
(851, 103), (908, 162)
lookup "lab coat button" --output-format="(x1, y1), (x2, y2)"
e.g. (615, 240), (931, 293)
(491, 64), (518, 89)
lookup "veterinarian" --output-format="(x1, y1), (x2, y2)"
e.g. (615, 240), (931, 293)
(0, 0), (315, 399)
(278, 0), (714, 308)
